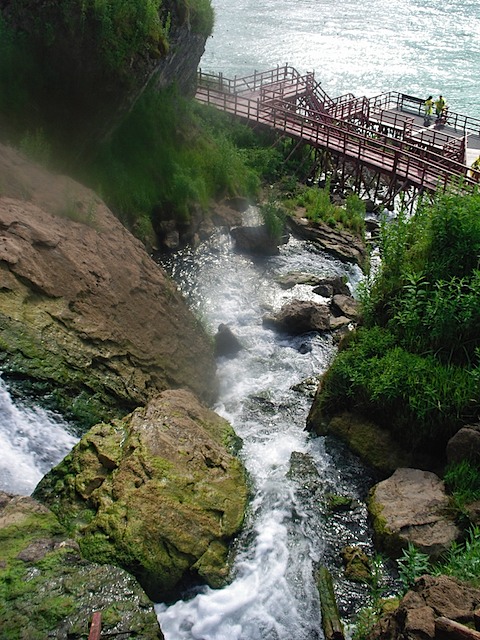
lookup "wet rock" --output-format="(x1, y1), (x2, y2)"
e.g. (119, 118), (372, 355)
(263, 299), (330, 334)
(331, 294), (360, 320)
(306, 410), (414, 476)
(312, 276), (351, 298)
(214, 323), (243, 358)
(371, 575), (480, 640)
(287, 214), (367, 269)
(275, 271), (328, 289)
(230, 224), (288, 256)
(0, 492), (162, 639)
(368, 468), (461, 559)
(34, 389), (248, 601)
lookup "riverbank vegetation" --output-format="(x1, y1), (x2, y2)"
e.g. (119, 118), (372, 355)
(280, 178), (366, 236)
(317, 189), (480, 457)
(315, 188), (480, 637)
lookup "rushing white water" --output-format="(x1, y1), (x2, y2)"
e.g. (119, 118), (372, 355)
(156, 213), (376, 639)
(0, 378), (78, 496)
(202, 0), (480, 118)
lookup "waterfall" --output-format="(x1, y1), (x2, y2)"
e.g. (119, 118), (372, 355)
(0, 377), (78, 496)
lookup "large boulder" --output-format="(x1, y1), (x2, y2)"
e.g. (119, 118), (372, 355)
(214, 323), (244, 358)
(368, 468), (461, 559)
(263, 299), (331, 334)
(0, 492), (162, 639)
(0, 144), (217, 424)
(371, 574), (480, 640)
(230, 224), (288, 256)
(33, 389), (249, 601)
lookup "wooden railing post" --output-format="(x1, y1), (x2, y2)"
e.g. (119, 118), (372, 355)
(88, 612), (102, 640)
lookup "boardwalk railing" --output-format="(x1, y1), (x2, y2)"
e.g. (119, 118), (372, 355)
(370, 91), (480, 137)
(196, 67), (480, 190)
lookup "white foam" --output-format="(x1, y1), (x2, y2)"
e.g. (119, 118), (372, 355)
(0, 378), (78, 495)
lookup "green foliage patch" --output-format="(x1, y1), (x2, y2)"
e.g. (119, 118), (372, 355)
(283, 180), (366, 236)
(83, 92), (284, 240)
(318, 326), (478, 452)
(316, 189), (480, 454)
(437, 526), (480, 587)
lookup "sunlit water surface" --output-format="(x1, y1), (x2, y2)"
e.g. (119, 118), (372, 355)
(202, 0), (480, 118)
(156, 213), (384, 640)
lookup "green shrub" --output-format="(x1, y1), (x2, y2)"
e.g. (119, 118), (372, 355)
(396, 543), (430, 594)
(260, 200), (286, 241)
(436, 526), (480, 587)
(363, 191), (480, 363)
(444, 460), (480, 523)
(188, 0), (215, 36)
(82, 90), (260, 234)
(285, 182), (365, 236)
(318, 326), (479, 451)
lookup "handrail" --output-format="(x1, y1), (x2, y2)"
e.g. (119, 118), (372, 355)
(195, 69), (480, 193)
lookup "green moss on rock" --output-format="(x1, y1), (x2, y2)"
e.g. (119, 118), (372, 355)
(34, 389), (249, 601)
(0, 493), (162, 639)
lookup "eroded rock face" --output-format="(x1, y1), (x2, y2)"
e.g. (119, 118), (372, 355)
(368, 468), (461, 559)
(0, 144), (217, 423)
(0, 492), (163, 639)
(371, 575), (480, 640)
(287, 214), (367, 269)
(33, 389), (248, 601)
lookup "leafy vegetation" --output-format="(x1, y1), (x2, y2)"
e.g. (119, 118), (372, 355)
(0, 0), (214, 160)
(316, 190), (480, 454)
(259, 199), (287, 241)
(437, 526), (480, 587)
(281, 179), (366, 236)
(444, 460), (480, 524)
(396, 543), (430, 594)
(80, 91), (287, 243)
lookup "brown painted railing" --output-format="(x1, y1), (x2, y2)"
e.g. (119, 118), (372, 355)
(196, 68), (480, 189)
(370, 91), (480, 136)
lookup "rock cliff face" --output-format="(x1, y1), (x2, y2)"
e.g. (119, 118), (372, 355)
(34, 389), (249, 601)
(1, 0), (210, 156)
(0, 143), (217, 423)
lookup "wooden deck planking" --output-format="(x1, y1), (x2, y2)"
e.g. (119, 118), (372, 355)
(196, 69), (480, 189)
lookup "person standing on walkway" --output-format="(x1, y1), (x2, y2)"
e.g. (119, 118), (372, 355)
(435, 95), (446, 118)
(424, 96), (434, 125)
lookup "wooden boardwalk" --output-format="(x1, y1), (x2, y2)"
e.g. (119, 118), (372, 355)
(195, 65), (480, 194)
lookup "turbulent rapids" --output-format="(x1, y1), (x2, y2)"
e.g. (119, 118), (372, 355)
(156, 209), (378, 640)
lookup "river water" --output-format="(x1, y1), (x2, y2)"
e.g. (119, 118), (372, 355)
(201, 0), (480, 118)
(1, 0), (477, 636)
(0, 379), (78, 496)
(155, 212), (379, 639)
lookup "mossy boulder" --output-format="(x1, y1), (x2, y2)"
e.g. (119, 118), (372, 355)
(34, 389), (249, 601)
(0, 491), (162, 639)
(0, 144), (217, 427)
(307, 410), (413, 477)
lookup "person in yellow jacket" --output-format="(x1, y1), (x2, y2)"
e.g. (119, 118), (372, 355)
(435, 95), (446, 118)
(424, 95), (434, 125)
